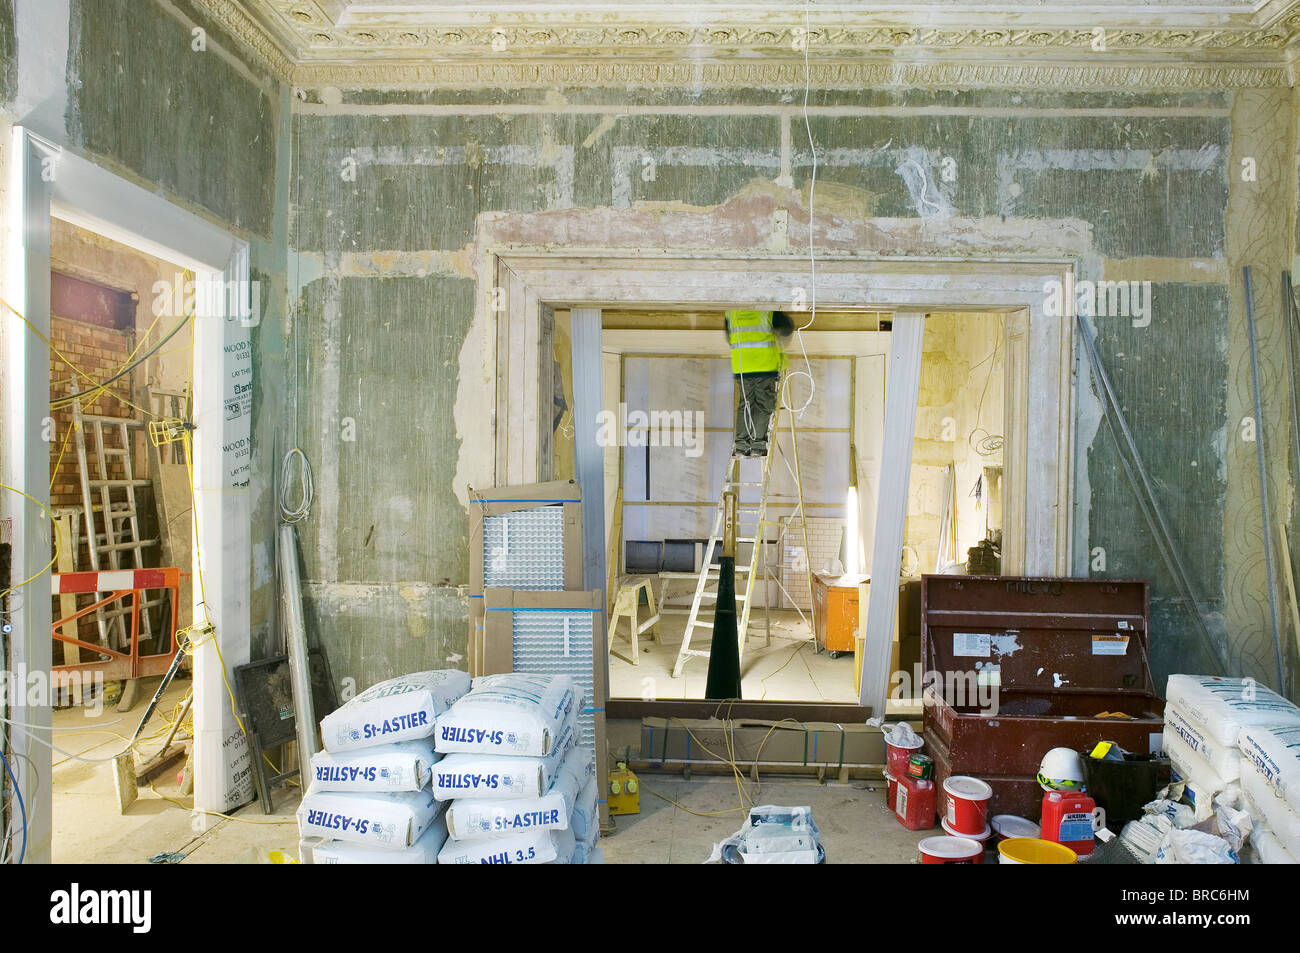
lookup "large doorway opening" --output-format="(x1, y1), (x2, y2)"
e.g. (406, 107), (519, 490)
(551, 308), (1008, 706)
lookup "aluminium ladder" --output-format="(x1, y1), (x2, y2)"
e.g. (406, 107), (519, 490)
(73, 399), (166, 651)
(670, 386), (816, 678)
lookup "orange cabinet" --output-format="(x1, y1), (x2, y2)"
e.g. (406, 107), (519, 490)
(812, 573), (868, 656)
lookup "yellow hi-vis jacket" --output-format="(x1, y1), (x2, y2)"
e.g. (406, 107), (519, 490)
(725, 309), (786, 375)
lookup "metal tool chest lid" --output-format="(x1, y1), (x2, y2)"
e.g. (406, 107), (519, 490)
(921, 575), (1153, 695)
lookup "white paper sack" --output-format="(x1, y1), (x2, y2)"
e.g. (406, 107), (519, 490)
(572, 823), (599, 865)
(435, 673), (577, 757)
(438, 828), (563, 865)
(1165, 704), (1240, 781)
(571, 776), (598, 842)
(305, 814), (449, 864)
(547, 824), (577, 864)
(1250, 827), (1300, 864)
(1165, 731), (1235, 801)
(1237, 723), (1300, 816)
(297, 787), (444, 849)
(1154, 828), (1238, 865)
(321, 670), (472, 753)
(1164, 674), (1300, 747)
(432, 724), (575, 801)
(309, 739), (439, 792)
(1239, 759), (1300, 856)
(444, 744), (591, 839)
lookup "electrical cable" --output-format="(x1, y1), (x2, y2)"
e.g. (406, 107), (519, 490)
(52, 310), (191, 406)
(1, 749), (28, 864)
(279, 446), (314, 522)
(778, 0), (819, 420)
(0, 484), (60, 602)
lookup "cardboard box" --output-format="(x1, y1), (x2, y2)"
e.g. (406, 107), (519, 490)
(638, 717), (914, 769)
(466, 479), (583, 675)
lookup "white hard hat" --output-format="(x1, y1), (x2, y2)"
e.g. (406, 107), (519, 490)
(1037, 747), (1085, 792)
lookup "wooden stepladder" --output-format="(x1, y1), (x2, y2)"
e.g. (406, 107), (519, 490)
(671, 380), (816, 678)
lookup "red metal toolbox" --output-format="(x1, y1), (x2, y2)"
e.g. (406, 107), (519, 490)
(921, 575), (1165, 819)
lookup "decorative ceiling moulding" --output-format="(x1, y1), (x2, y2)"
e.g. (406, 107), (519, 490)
(195, 0), (1300, 89)
(287, 60), (1290, 92)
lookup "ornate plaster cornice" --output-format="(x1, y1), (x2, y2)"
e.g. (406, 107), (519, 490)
(192, 1), (1300, 90)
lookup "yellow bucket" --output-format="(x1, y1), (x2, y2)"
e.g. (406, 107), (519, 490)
(997, 837), (1078, 865)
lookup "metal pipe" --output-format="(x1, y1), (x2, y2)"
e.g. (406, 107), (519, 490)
(1076, 312), (1230, 675)
(278, 524), (318, 774)
(1243, 267), (1287, 692)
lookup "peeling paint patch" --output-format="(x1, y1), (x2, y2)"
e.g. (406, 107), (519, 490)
(581, 114), (618, 149)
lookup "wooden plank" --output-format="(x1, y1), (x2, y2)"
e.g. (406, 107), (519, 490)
(54, 515), (80, 665)
(859, 312), (925, 713)
(606, 699), (872, 720)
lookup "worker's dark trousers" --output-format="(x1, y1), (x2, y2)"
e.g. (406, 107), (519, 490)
(734, 372), (778, 454)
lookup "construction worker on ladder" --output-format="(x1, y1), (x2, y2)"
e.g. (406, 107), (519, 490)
(724, 309), (794, 456)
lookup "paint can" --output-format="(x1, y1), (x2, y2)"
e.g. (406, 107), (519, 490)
(883, 733), (925, 774)
(942, 816), (991, 843)
(906, 753), (934, 781)
(919, 835), (984, 865)
(943, 775), (993, 836)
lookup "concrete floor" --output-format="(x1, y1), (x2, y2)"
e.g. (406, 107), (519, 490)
(50, 671), (923, 864)
(608, 607), (859, 702)
(601, 774), (927, 863)
(50, 673), (300, 864)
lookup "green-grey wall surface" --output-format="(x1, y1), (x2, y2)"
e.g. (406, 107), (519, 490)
(1083, 282), (1231, 680)
(0, 0), (15, 109)
(61, 1), (290, 660)
(66, 0), (277, 238)
(290, 91), (1238, 695)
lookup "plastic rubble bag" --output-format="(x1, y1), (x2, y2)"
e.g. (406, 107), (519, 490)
(1120, 813), (1174, 863)
(706, 805), (823, 864)
(1143, 798), (1197, 829)
(435, 673), (578, 757)
(1212, 798), (1253, 854)
(1153, 828), (1238, 865)
(879, 721), (922, 749)
(320, 670), (471, 752)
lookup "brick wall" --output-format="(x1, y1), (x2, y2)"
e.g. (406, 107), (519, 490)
(48, 315), (134, 510)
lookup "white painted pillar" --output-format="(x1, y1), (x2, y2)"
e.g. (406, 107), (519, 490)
(859, 312), (926, 714)
(192, 253), (256, 815)
(1, 127), (59, 863)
